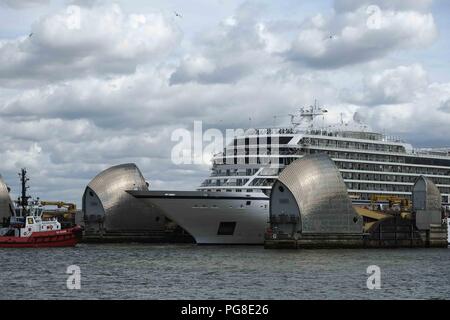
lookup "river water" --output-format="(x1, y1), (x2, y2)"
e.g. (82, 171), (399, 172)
(1, 244), (449, 299)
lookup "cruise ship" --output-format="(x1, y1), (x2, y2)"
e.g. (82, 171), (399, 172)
(130, 103), (450, 244)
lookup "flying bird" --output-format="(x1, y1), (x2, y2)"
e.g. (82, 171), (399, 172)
(174, 11), (182, 18)
(29, 33), (33, 38)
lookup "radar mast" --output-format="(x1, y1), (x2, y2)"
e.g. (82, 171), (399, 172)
(18, 168), (31, 214)
(289, 100), (328, 131)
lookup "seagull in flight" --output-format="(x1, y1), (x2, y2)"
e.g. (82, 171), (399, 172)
(174, 11), (182, 18)
(29, 33), (33, 38)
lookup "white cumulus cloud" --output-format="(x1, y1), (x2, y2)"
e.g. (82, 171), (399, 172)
(347, 64), (428, 105)
(0, 4), (181, 86)
(285, 4), (437, 68)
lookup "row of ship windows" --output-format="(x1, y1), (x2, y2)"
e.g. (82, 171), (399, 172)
(213, 150), (450, 168)
(199, 188), (450, 203)
(304, 138), (405, 153)
(231, 136), (401, 153)
(192, 202), (268, 209)
(341, 173), (450, 185)
(224, 148), (300, 156)
(318, 149), (450, 167)
(213, 153), (442, 167)
(202, 179), (249, 187)
(217, 150), (450, 169)
(345, 183), (450, 195)
(202, 178), (278, 187)
(212, 168), (260, 177)
(213, 153), (297, 165)
(208, 162), (450, 182)
(213, 153), (394, 165)
(354, 193), (449, 203)
(203, 189), (258, 193)
(234, 136), (293, 146)
(335, 161), (450, 176)
(204, 176), (450, 190)
(321, 150), (405, 163)
(213, 157), (274, 165)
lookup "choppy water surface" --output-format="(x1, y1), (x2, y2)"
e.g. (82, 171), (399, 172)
(1, 244), (449, 299)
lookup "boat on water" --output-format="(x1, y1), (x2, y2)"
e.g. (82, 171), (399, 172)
(130, 103), (450, 245)
(0, 211), (82, 248)
(0, 169), (82, 248)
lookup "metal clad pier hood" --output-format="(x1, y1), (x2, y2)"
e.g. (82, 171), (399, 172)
(82, 163), (165, 232)
(413, 176), (442, 230)
(270, 154), (363, 237)
(0, 175), (14, 220)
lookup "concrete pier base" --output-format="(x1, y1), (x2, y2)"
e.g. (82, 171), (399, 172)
(265, 233), (364, 249)
(264, 224), (448, 249)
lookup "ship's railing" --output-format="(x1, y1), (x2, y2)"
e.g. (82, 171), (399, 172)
(306, 129), (404, 143)
(413, 148), (450, 157)
(217, 126), (405, 143)
(209, 171), (250, 177)
(382, 135), (405, 143)
(241, 127), (296, 135)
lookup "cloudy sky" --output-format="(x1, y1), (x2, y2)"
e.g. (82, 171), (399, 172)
(1, 0), (450, 204)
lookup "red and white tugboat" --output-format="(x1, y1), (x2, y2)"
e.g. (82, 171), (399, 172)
(0, 212), (82, 248)
(0, 169), (82, 248)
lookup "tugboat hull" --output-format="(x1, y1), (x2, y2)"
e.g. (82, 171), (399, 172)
(0, 227), (82, 248)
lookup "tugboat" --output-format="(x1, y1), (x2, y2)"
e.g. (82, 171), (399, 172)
(0, 169), (82, 248)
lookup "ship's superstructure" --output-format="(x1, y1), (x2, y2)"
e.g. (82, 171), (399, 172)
(131, 103), (450, 244)
(199, 104), (450, 204)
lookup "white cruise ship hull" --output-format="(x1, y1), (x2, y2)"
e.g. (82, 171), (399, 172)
(129, 191), (269, 244)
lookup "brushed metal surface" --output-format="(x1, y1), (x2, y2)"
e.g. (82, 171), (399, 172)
(83, 163), (165, 232)
(413, 176), (442, 211)
(271, 154), (363, 234)
(0, 175), (14, 220)
(413, 176), (442, 230)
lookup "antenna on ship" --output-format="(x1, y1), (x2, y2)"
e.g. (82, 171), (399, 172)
(289, 100), (328, 130)
(18, 168), (31, 215)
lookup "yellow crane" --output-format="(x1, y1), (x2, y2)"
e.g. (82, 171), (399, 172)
(40, 201), (77, 221)
(369, 195), (411, 211)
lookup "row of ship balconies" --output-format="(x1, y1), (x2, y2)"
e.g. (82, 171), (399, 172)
(202, 172), (450, 191)
(335, 160), (450, 176)
(209, 160), (450, 179)
(224, 135), (406, 154)
(345, 182), (450, 195)
(213, 150), (413, 166)
(200, 178), (450, 198)
(303, 137), (406, 153)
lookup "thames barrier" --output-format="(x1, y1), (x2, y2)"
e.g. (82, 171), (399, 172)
(265, 154), (448, 249)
